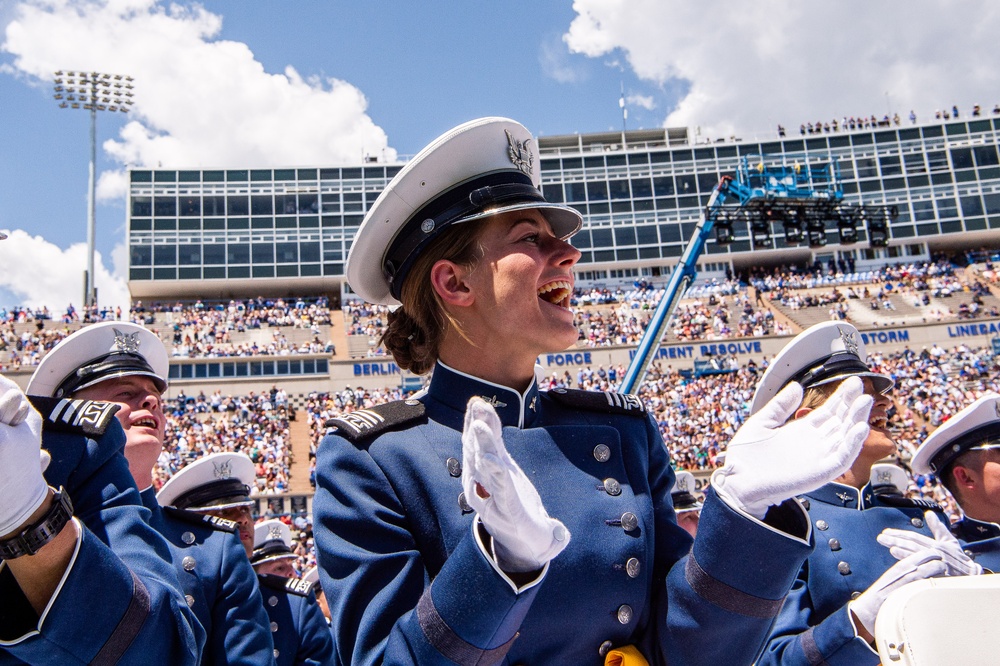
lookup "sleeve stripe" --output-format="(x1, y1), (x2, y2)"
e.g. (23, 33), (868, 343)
(800, 626), (831, 666)
(684, 555), (784, 619)
(416, 587), (518, 666)
(91, 570), (151, 666)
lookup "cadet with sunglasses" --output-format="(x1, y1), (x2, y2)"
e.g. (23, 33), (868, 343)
(759, 321), (979, 666)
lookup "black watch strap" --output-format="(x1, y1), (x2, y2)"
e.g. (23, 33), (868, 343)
(0, 488), (74, 560)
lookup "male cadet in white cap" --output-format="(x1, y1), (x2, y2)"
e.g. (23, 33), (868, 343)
(758, 321), (980, 666)
(249, 519), (335, 666)
(27, 322), (275, 665)
(0, 379), (203, 661)
(161, 456), (334, 666)
(670, 471), (703, 538)
(912, 393), (1000, 571)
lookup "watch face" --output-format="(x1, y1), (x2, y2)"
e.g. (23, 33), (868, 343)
(0, 489), (73, 559)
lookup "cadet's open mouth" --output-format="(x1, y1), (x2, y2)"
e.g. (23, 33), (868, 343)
(538, 280), (572, 308)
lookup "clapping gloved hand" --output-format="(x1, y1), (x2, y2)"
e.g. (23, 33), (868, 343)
(878, 510), (983, 576)
(461, 397), (570, 573)
(0, 374), (49, 537)
(712, 376), (873, 519)
(848, 550), (947, 638)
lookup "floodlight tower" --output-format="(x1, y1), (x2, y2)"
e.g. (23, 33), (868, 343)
(53, 70), (135, 308)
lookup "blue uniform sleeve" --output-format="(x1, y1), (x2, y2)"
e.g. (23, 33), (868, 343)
(643, 415), (816, 666)
(757, 567), (880, 665)
(292, 592), (336, 666)
(211, 533), (277, 665)
(0, 423), (203, 664)
(314, 435), (540, 666)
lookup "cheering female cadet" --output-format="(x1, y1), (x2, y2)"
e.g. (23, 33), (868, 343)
(313, 117), (875, 665)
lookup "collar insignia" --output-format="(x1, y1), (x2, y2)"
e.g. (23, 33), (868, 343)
(529, 396), (537, 412)
(213, 460), (233, 480)
(268, 525), (283, 540)
(978, 525), (989, 533)
(113, 327), (141, 354)
(505, 129), (534, 176)
(480, 395), (507, 409)
(836, 491), (853, 503)
(838, 327), (859, 357)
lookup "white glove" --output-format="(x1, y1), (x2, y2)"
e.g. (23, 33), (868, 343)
(461, 397), (570, 572)
(0, 374), (49, 536)
(877, 510), (983, 576)
(848, 549), (947, 636)
(712, 376), (873, 519)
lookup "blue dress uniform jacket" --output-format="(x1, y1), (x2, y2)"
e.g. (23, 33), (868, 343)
(140, 488), (276, 665)
(314, 363), (814, 666)
(951, 517), (1000, 572)
(0, 397), (203, 665)
(760, 481), (947, 665)
(257, 573), (336, 666)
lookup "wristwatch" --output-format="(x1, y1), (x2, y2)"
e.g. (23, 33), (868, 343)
(0, 488), (74, 560)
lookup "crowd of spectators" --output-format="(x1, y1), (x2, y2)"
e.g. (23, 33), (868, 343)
(778, 103), (1000, 138)
(152, 386), (293, 494)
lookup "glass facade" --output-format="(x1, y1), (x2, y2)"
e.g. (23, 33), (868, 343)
(128, 118), (1000, 298)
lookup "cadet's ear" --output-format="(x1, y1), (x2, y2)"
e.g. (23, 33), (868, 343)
(430, 259), (474, 307)
(951, 465), (976, 491)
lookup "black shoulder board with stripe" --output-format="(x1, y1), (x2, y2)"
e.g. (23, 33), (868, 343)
(162, 506), (238, 533)
(258, 573), (315, 597)
(874, 493), (942, 512)
(546, 388), (646, 415)
(324, 400), (425, 444)
(28, 395), (121, 437)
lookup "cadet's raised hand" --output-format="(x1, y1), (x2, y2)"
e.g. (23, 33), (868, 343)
(878, 510), (983, 577)
(461, 397), (569, 572)
(0, 374), (49, 536)
(712, 377), (873, 519)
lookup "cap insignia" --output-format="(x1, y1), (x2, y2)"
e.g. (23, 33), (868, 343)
(268, 525), (283, 541)
(213, 460), (233, 480)
(877, 470), (893, 484)
(505, 129), (534, 176)
(994, 400), (1000, 419)
(676, 476), (692, 492)
(838, 326), (859, 357)
(113, 327), (141, 353)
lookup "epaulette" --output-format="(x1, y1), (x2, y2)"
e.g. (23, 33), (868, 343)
(324, 400), (425, 443)
(546, 388), (646, 415)
(28, 396), (120, 437)
(258, 573), (315, 598)
(162, 505), (238, 533)
(872, 493), (942, 512)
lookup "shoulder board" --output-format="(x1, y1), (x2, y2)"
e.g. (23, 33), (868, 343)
(28, 396), (120, 437)
(874, 494), (942, 512)
(258, 573), (315, 597)
(546, 388), (646, 415)
(324, 400), (425, 443)
(162, 506), (238, 533)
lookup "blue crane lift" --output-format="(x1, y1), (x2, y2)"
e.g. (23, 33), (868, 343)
(617, 155), (896, 394)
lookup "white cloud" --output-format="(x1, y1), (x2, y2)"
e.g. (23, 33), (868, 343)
(540, 32), (587, 84)
(3, 0), (396, 171)
(0, 229), (129, 311)
(565, 0), (1000, 139)
(626, 93), (655, 111)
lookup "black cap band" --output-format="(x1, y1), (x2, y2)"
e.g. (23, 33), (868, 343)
(931, 422), (1000, 473)
(251, 540), (293, 564)
(56, 352), (166, 398)
(173, 479), (251, 510)
(384, 171), (543, 300)
(789, 352), (873, 389)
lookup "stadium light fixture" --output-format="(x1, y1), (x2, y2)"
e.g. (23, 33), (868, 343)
(53, 69), (135, 308)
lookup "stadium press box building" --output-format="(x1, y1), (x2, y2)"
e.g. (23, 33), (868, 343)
(127, 115), (1000, 304)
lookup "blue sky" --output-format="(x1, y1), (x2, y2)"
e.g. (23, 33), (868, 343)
(1, 0), (998, 310)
